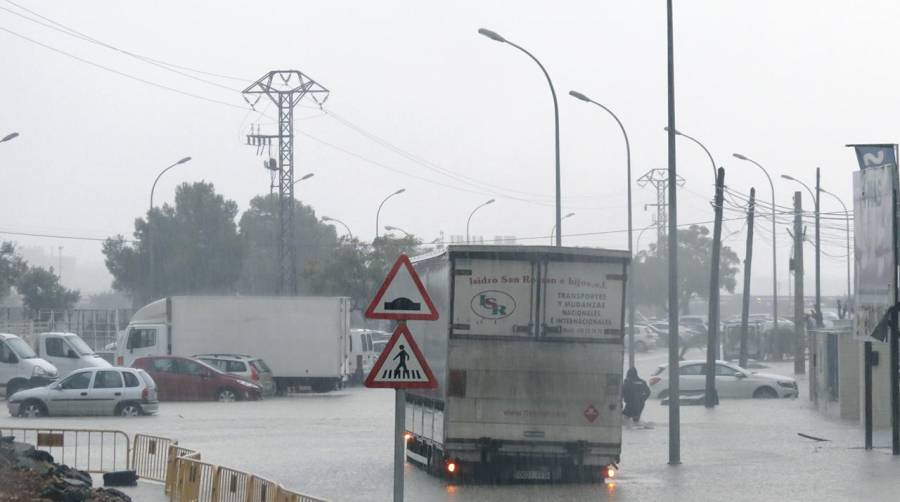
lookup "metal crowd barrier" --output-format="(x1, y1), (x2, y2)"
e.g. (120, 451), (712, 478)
(169, 454), (329, 502)
(132, 433), (178, 482)
(0, 427), (328, 502)
(0, 427), (130, 473)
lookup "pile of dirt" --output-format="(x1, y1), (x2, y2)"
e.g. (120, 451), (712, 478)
(0, 437), (131, 502)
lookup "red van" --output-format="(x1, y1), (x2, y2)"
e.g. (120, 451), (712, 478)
(132, 356), (262, 402)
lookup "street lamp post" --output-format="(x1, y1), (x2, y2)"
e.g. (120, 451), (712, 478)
(549, 212), (575, 245)
(322, 216), (353, 241)
(466, 199), (496, 244)
(479, 28), (561, 246)
(569, 90), (635, 368)
(376, 189), (406, 239)
(148, 156), (192, 300)
(1, 132), (19, 143)
(733, 153), (779, 330)
(820, 188), (851, 302)
(384, 226), (411, 238)
(293, 173), (314, 185)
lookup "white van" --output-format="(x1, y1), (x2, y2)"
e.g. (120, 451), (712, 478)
(348, 329), (378, 383)
(28, 332), (111, 378)
(0, 333), (59, 398)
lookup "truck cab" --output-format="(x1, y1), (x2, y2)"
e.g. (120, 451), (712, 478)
(0, 333), (59, 398)
(116, 324), (165, 367)
(29, 332), (111, 377)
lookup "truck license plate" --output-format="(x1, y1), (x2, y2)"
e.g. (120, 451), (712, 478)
(513, 469), (551, 481)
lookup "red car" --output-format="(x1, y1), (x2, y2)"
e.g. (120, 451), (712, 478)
(131, 356), (262, 402)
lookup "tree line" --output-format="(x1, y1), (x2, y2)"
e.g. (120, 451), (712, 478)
(100, 181), (421, 309)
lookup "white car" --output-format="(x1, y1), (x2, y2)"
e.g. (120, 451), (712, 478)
(1, 333), (58, 398)
(647, 360), (798, 399)
(7, 367), (159, 417)
(625, 325), (658, 352)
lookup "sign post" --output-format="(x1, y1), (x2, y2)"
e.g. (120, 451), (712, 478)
(364, 255), (438, 501)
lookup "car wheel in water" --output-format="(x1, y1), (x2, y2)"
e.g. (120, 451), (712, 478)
(118, 403), (143, 417)
(753, 386), (778, 399)
(217, 388), (237, 402)
(20, 401), (46, 418)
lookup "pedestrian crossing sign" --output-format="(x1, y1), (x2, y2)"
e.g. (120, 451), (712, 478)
(365, 323), (437, 389)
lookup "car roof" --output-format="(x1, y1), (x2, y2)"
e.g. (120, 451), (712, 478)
(658, 359), (735, 368)
(193, 354), (254, 360)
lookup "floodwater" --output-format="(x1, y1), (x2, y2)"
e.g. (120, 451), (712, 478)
(1, 350), (897, 501)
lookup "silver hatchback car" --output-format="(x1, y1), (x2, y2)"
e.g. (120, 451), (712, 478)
(193, 354), (276, 397)
(7, 367), (159, 417)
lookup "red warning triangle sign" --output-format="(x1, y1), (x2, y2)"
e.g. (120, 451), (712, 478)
(365, 254), (439, 321)
(365, 323), (437, 389)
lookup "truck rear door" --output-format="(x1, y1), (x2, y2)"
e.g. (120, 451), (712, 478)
(447, 252), (625, 448)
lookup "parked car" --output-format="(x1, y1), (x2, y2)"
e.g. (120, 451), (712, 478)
(132, 356), (262, 402)
(193, 354), (275, 396)
(625, 325), (658, 352)
(647, 360), (798, 399)
(7, 367), (158, 417)
(1, 333), (58, 398)
(679, 316), (708, 334)
(27, 332), (112, 377)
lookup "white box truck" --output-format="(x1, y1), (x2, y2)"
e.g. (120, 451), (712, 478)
(402, 245), (628, 482)
(115, 296), (350, 393)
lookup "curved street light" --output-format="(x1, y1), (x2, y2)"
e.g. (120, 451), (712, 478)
(732, 153), (779, 329)
(384, 225), (411, 238)
(293, 173), (315, 185)
(665, 127), (717, 180)
(1, 132), (19, 143)
(569, 90), (636, 367)
(148, 156), (192, 299)
(376, 188), (406, 239)
(549, 212), (575, 245)
(322, 216), (353, 241)
(479, 28), (561, 246)
(466, 199), (496, 243)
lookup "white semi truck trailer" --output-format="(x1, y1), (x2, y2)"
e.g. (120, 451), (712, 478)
(402, 245), (629, 482)
(116, 296), (351, 393)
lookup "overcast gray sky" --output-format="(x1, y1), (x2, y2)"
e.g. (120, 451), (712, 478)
(2, 0), (892, 296)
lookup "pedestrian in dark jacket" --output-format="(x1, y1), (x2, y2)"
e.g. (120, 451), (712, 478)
(622, 367), (651, 424)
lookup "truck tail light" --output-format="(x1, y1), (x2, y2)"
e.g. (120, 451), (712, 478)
(446, 460), (458, 474)
(648, 376), (661, 386)
(605, 465), (616, 479)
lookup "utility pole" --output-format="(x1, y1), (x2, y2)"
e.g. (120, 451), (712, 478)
(665, 0), (680, 466)
(815, 167), (821, 327)
(705, 167), (724, 407)
(739, 188), (756, 369)
(244, 71), (329, 295)
(793, 192), (806, 375)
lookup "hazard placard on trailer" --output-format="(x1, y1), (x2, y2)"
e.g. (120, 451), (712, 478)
(365, 323), (437, 388)
(365, 254), (439, 321)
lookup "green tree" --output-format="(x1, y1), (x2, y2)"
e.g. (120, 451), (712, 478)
(302, 238), (371, 309)
(237, 194), (338, 294)
(16, 266), (80, 312)
(103, 181), (243, 303)
(634, 225), (740, 314)
(302, 234), (423, 311)
(0, 242), (27, 301)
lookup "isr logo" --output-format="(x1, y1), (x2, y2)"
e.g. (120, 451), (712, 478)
(471, 290), (516, 320)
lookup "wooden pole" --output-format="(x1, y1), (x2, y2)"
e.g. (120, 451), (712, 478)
(739, 188), (756, 369)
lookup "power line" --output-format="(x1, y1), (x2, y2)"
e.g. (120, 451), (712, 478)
(0, 25), (247, 109)
(0, 229), (130, 243)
